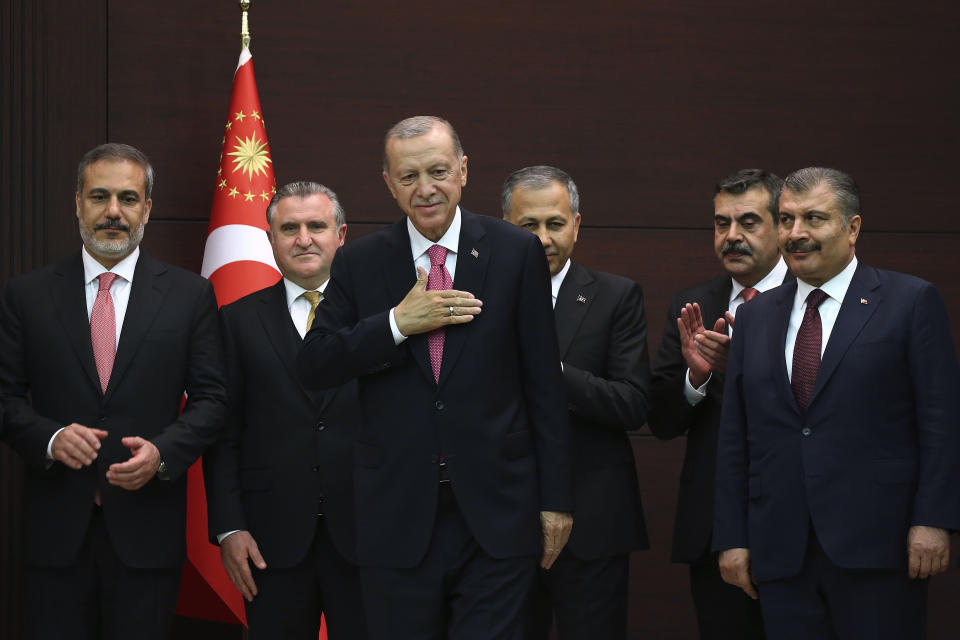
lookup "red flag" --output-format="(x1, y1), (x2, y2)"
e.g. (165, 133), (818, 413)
(176, 45), (279, 626)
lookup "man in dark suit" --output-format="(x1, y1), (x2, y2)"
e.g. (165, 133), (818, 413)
(297, 116), (573, 639)
(649, 169), (789, 639)
(501, 165), (650, 639)
(203, 181), (366, 638)
(714, 167), (960, 639)
(0, 143), (226, 639)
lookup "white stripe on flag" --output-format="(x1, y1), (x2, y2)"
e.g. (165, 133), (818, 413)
(201, 223), (279, 278)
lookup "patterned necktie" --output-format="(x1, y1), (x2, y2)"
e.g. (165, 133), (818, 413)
(741, 287), (759, 303)
(302, 290), (321, 334)
(426, 245), (451, 382)
(791, 288), (829, 413)
(91, 272), (118, 393)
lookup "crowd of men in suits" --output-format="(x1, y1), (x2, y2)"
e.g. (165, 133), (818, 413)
(0, 114), (957, 640)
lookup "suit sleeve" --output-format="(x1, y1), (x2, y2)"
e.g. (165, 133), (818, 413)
(202, 305), (248, 542)
(561, 281), (651, 430)
(150, 279), (228, 480)
(517, 236), (573, 512)
(298, 248), (407, 389)
(711, 301), (751, 551)
(0, 279), (64, 468)
(906, 282), (960, 530)
(648, 292), (718, 440)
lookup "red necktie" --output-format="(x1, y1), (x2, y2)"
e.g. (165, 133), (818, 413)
(91, 272), (118, 393)
(741, 287), (759, 303)
(426, 245), (451, 382)
(791, 288), (829, 413)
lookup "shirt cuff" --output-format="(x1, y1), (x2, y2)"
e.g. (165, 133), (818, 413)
(46, 427), (66, 461)
(389, 307), (408, 345)
(683, 368), (710, 406)
(217, 530), (241, 545)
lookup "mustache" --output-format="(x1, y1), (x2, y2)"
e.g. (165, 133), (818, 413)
(95, 220), (130, 232)
(413, 198), (443, 206)
(784, 240), (821, 253)
(721, 242), (753, 256)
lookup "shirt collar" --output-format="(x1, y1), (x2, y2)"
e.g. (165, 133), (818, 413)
(551, 259), (572, 300)
(796, 255), (858, 306)
(284, 277), (328, 309)
(81, 246), (139, 285)
(729, 256), (789, 303)
(407, 206), (461, 260)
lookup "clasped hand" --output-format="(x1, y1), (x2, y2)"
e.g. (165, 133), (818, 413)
(394, 267), (483, 337)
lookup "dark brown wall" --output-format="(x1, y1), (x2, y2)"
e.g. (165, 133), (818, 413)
(3, 1), (959, 638)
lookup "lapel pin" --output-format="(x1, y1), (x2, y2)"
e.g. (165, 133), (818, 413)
(576, 294), (587, 304)
(860, 298), (868, 305)
(470, 248), (479, 259)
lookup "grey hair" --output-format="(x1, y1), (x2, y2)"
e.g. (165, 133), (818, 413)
(382, 116), (463, 172)
(501, 165), (580, 218)
(783, 167), (861, 225)
(77, 143), (155, 199)
(265, 181), (346, 228)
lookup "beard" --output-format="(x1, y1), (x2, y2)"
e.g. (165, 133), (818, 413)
(79, 218), (145, 260)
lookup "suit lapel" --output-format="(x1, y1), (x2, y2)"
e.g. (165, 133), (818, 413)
(382, 219), (434, 385)
(768, 281), (801, 414)
(439, 211), (489, 386)
(257, 281), (335, 411)
(809, 263), (880, 409)
(554, 262), (595, 359)
(105, 252), (167, 403)
(51, 254), (101, 394)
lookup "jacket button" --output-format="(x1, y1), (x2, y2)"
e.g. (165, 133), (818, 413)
(316, 421), (325, 431)
(435, 401), (444, 411)
(312, 466), (320, 472)
(801, 427), (812, 436)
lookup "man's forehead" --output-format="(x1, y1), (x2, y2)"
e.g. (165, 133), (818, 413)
(781, 184), (836, 212)
(82, 160), (145, 187)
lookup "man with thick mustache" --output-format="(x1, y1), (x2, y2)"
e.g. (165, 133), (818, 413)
(0, 143), (226, 639)
(714, 167), (960, 639)
(649, 169), (789, 639)
(297, 116), (572, 639)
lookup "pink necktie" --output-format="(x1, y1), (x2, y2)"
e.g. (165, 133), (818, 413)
(426, 245), (451, 382)
(741, 287), (759, 303)
(791, 288), (829, 413)
(91, 272), (118, 393)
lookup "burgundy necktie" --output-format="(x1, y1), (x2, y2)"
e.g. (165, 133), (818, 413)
(741, 287), (759, 303)
(91, 272), (118, 393)
(426, 245), (451, 382)
(791, 288), (829, 413)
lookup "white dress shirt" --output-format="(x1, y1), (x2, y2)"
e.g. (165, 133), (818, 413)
(389, 207), (462, 344)
(684, 257), (788, 406)
(48, 247), (141, 457)
(284, 277), (328, 339)
(550, 259), (572, 309)
(785, 256), (858, 381)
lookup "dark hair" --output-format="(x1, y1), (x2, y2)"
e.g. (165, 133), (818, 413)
(77, 143), (155, 199)
(266, 181), (346, 228)
(501, 165), (580, 218)
(714, 168), (783, 224)
(382, 116), (463, 172)
(782, 167), (861, 225)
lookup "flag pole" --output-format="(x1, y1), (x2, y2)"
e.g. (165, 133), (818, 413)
(240, 1), (251, 49)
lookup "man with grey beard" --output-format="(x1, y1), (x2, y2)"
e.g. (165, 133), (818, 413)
(648, 169), (789, 639)
(0, 143), (226, 639)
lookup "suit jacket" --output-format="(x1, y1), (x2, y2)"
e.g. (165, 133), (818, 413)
(649, 272), (793, 563)
(297, 210), (572, 569)
(555, 261), (650, 558)
(713, 263), (960, 581)
(203, 280), (359, 566)
(0, 250), (227, 569)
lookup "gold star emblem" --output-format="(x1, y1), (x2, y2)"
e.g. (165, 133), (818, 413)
(244, 191), (255, 202)
(251, 110), (261, 120)
(228, 186), (239, 198)
(217, 167), (222, 177)
(271, 186), (276, 195)
(234, 110), (246, 122)
(227, 133), (273, 181)
(259, 190), (271, 201)
(218, 179), (227, 189)
(225, 121), (232, 131)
